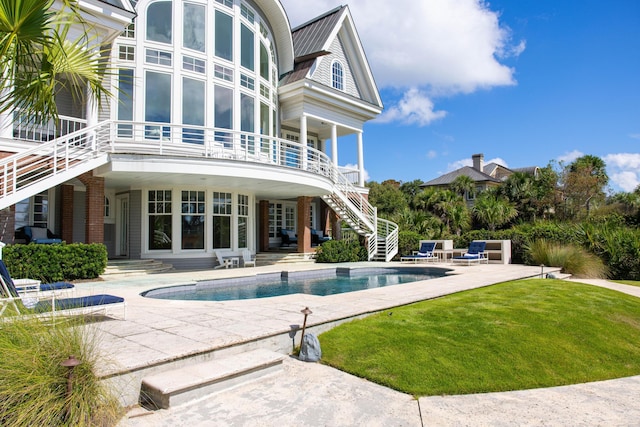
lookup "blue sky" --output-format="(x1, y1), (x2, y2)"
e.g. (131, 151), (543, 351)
(281, 0), (640, 193)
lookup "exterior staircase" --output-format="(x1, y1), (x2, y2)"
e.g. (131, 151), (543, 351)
(1, 120), (398, 262)
(101, 259), (173, 279)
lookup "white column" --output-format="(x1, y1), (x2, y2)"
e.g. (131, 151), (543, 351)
(0, 111), (12, 138)
(331, 124), (338, 167)
(357, 131), (365, 186)
(300, 115), (308, 170)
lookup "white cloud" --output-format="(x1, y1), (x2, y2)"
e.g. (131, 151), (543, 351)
(376, 88), (447, 125)
(426, 150), (438, 159)
(604, 153), (640, 192)
(629, 133), (640, 140)
(557, 150), (584, 164)
(281, 0), (524, 126)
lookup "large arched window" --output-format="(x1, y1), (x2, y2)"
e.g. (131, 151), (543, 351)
(332, 60), (344, 91)
(147, 1), (172, 44)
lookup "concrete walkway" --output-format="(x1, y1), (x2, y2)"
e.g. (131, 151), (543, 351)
(67, 262), (640, 426)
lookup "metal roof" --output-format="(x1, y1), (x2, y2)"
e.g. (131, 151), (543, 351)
(421, 166), (501, 187)
(291, 6), (346, 58)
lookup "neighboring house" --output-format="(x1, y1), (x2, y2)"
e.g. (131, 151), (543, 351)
(0, 1), (398, 267)
(421, 153), (539, 204)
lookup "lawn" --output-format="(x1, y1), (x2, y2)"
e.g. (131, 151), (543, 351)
(318, 279), (640, 397)
(614, 280), (640, 287)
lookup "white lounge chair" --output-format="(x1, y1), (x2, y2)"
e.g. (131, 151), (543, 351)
(214, 251), (233, 269)
(242, 249), (256, 267)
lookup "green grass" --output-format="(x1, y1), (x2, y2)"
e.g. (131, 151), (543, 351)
(614, 280), (640, 287)
(319, 279), (640, 397)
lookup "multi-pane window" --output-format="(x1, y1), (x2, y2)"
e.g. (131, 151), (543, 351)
(122, 23), (135, 38)
(332, 61), (344, 90)
(215, 11), (233, 61)
(240, 4), (254, 23)
(145, 48), (172, 66)
(181, 191), (205, 250)
(260, 83), (269, 99)
(240, 74), (254, 90)
(214, 64), (233, 82)
(183, 3), (205, 52)
(212, 192), (232, 249)
(148, 190), (172, 250)
(183, 56), (206, 73)
(119, 45), (135, 61)
(146, 1), (172, 44)
(215, 0), (232, 8)
(240, 93), (254, 152)
(237, 194), (249, 248)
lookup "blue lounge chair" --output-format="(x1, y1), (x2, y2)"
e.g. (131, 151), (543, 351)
(280, 229), (298, 247)
(452, 241), (488, 265)
(0, 260), (74, 294)
(400, 241), (438, 263)
(0, 260), (125, 318)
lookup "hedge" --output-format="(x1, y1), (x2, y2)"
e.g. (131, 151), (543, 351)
(2, 243), (108, 282)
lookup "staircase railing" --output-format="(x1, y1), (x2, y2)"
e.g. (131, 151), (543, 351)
(0, 121), (112, 210)
(1, 120), (397, 260)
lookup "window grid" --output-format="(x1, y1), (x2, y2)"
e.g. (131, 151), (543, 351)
(145, 48), (172, 66)
(260, 83), (269, 99)
(241, 4), (255, 23)
(122, 23), (135, 38)
(212, 192), (232, 215)
(332, 61), (344, 91)
(214, 64), (234, 82)
(215, 0), (233, 8)
(240, 74), (255, 90)
(183, 56), (206, 73)
(119, 45), (135, 61)
(148, 190), (172, 250)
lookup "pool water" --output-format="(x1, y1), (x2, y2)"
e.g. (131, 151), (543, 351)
(143, 267), (447, 301)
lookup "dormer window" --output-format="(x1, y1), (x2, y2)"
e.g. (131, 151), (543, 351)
(332, 60), (344, 91)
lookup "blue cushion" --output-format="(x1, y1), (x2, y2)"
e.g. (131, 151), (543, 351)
(34, 294), (124, 312)
(39, 282), (74, 291)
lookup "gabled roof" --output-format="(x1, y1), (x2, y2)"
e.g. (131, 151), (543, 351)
(98, 0), (136, 14)
(291, 6), (345, 59)
(421, 166), (501, 187)
(281, 5), (382, 108)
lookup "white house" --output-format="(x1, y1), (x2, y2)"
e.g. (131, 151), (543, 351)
(0, 1), (398, 268)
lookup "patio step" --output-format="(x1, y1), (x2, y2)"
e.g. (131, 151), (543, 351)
(101, 259), (173, 279)
(256, 252), (315, 265)
(140, 349), (285, 409)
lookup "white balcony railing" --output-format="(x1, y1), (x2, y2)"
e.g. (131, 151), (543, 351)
(2, 120), (398, 260)
(12, 113), (87, 143)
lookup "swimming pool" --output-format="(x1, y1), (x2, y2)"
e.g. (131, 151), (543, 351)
(142, 267), (449, 301)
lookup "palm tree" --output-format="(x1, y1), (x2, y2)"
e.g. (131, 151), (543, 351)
(450, 175), (475, 199)
(472, 191), (518, 231)
(0, 0), (110, 123)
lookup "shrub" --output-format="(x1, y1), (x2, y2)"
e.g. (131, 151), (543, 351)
(525, 239), (608, 278)
(0, 317), (122, 426)
(2, 243), (108, 282)
(315, 239), (368, 263)
(396, 230), (422, 260)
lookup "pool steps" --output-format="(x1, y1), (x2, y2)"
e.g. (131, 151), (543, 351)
(140, 349), (285, 409)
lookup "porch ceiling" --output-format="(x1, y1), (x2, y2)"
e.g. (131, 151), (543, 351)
(94, 155), (334, 200)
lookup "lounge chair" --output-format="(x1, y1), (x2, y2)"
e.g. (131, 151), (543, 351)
(311, 229), (331, 246)
(242, 249), (256, 267)
(280, 229), (298, 247)
(214, 251), (233, 269)
(0, 260), (125, 319)
(18, 226), (62, 244)
(0, 260), (74, 295)
(400, 241), (438, 263)
(452, 241), (489, 265)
